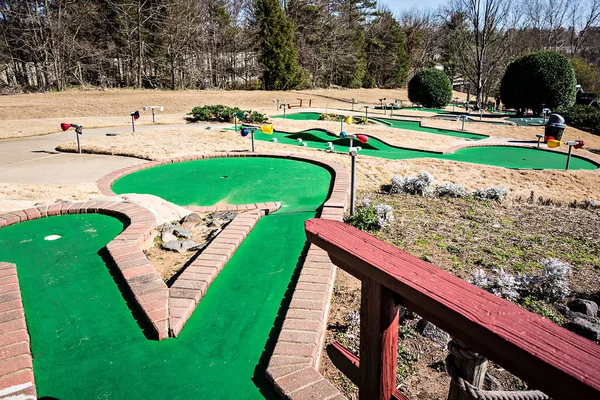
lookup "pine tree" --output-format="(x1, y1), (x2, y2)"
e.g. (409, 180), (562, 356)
(254, 0), (301, 90)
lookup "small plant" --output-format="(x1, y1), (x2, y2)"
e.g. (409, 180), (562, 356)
(473, 186), (508, 201)
(570, 199), (599, 210)
(389, 171), (433, 196)
(187, 105), (267, 123)
(435, 182), (467, 198)
(345, 199), (394, 231)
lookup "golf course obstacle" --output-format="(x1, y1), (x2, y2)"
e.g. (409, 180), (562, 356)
(142, 106), (164, 123)
(240, 124), (274, 152)
(547, 139), (586, 170)
(130, 110), (140, 132)
(60, 122), (83, 153)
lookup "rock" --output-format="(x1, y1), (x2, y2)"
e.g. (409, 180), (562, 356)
(161, 231), (177, 243)
(180, 239), (197, 252)
(173, 227), (191, 239)
(206, 228), (222, 240)
(483, 373), (504, 391)
(188, 242), (207, 252)
(158, 223), (177, 232)
(558, 305), (598, 323)
(161, 239), (197, 253)
(205, 126), (212, 130)
(565, 317), (600, 342)
(161, 240), (185, 253)
(568, 299), (599, 318)
(182, 213), (201, 223)
(213, 211), (237, 221)
(416, 319), (450, 343)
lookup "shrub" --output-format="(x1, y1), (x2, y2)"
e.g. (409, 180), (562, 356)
(555, 105), (600, 135)
(188, 105), (267, 123)
(500, 51), (577, 112)
(408, 68), (452, 108)
(389, 171), (434, 196)
(435, 182), (467, 198)
(473, 186), (508, 201)
(345, 199), (394, 231)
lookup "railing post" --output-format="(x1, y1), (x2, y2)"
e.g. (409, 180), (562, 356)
(447, 338), (489, 400)
(359, 277), (400, 399)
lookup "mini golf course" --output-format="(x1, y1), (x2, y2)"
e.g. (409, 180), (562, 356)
(272, 112), (486, 140)
(249, 128), (598, 170)
(0, 157), (333, 399)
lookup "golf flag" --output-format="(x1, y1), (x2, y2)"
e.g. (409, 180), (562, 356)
(131, 110), (140, 120)
(259, 125), (274, 134)
(345, 116), (353, 125)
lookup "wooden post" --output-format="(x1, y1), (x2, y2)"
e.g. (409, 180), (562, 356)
(359, 277), (400, 400)
(447, 339), (488, 400)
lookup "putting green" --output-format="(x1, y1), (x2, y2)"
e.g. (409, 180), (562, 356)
(271, 112), (486, 140)
(249, 129), (598, 170)
(0, 157), (333, 399)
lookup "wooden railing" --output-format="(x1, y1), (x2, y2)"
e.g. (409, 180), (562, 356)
(305, 218), (600, 400)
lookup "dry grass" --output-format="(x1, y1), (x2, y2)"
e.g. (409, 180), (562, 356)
(0, 182), (100, 214)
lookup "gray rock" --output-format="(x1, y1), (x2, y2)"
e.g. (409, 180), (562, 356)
(188, 242), (207, 252)
(180, 239), (197, 252)
(182, 213), (201, 223)
(558, 305), (598, 323)
(173, 227), (192, 239)
(161, 231), (177, 243)
(206, 228), (222, 240)
(161, 240), (185, 253)
(416, 319), (450, 343)
(568, 299), (599, 318)
(213, 211), (237, 221)
(158, 223), (177, 232)
(566, 317), (600, 342)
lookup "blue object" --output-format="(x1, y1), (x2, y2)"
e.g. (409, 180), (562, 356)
(340, 131), (348, 138)
(241, 128), (250, 137)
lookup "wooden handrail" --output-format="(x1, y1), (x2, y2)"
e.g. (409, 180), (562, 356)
(305, 218), (600, 400)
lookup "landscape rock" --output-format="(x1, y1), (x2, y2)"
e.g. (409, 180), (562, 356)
(161, 231), (177, 243)
(182, 213), (201, 223)
(188, 242), (208, 252)
(161, 239), (198, 253)
(416, 319), (450, 344)
(180, 239), (197, 252)
(565, 317), (600, 342)
(157, 223), (177, 232)
(213, 211), (237, 220)
(568, 299), (599, 318)
(173, 227), (192, 239)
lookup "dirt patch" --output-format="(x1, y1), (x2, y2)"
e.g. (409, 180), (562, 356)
(321, 193), (600, 398)
(0, 182), (100, 214)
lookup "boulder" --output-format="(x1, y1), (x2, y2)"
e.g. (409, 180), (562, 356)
(568, 299), (599, 318)
(416, 319), (450, 344)
(173, 227), (192, 239)
(161, 239), (197, 253)
(157, 223), (177, 232)
(565, 317), (600, 342)
(182, 213), (201, 223)
(161, 231), (177, 243)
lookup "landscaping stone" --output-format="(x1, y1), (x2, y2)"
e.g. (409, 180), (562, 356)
(161, 231), (177, 243)
(182, 213), (201, 223)
(188, 242), (208, 252)
(158, 223), (177, 232)
(568, 299), (599, 318)
(161, 239), (197, 253)
(173, 227), (192, 239)
(213, 211), (237, 221)
(565, 317), (600, 342)
(416, 319), (450, 343)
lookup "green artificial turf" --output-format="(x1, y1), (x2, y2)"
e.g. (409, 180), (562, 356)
(248, 129), (598, 170)
(0, 157), (333, 399)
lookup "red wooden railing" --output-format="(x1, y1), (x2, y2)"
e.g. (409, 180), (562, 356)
(305, 218), (600, 400)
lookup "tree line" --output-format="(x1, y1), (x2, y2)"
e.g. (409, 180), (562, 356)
(1, 0), (599, 102)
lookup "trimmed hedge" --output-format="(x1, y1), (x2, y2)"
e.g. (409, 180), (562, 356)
(188, 105), (267, 123)
(500, 51), (577, 112)
(408, 68), (452, 108)
(555, 105), (600, 135)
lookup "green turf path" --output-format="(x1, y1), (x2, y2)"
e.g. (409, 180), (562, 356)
(271, 112), (486, 140)
(249, 129), (598, 170)
(0, 158), (333, 399)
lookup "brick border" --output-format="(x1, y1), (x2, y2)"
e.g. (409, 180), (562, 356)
(99, 153), (350, 399)
(0, 262), (36, 400)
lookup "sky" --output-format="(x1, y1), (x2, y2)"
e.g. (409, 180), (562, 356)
(378, 0), (446, 14)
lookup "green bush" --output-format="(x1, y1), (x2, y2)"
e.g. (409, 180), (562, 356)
(500, 51), (577, 112)
(187, 105), (267, 123)
(556, 105), (600, 134)
(407, 68), (452, 108)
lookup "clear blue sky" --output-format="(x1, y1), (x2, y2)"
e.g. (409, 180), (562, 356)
(378, 0), (446, 14)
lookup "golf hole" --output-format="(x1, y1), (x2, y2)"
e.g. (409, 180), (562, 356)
(44, 235), (62, 241)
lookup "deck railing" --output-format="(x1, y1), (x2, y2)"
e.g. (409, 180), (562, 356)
(304, 218), (600, 400)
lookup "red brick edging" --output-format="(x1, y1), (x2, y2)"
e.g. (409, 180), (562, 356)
(0, 262), (36, 400)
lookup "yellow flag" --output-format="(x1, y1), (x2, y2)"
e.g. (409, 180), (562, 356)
(547, 139), (561, 148)
(345, 116), (353, 125)
(259, 125), (274, 134)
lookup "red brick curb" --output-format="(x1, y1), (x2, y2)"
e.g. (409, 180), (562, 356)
(98, 153), (350, 399)
(0, 262), (36, 400)
(169, 203), (281, 337)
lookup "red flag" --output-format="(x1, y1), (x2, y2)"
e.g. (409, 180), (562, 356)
(131, 110), (140, 120)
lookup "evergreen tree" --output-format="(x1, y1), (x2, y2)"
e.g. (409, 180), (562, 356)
(254, 0), (301, 90)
